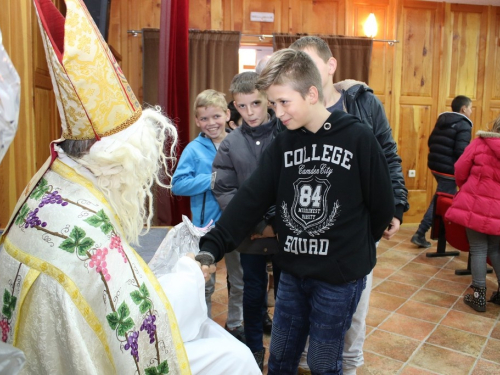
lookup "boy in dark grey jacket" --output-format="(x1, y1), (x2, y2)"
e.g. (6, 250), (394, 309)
(212, 71), (279, 370)
(412, 95), (473, 247)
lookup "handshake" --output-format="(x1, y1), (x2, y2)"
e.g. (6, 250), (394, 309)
(187, 252), (217, 282)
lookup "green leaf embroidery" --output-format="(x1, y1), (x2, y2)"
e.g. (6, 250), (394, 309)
(70, 226), (86, 242)
(59, 226), (94, 255)
(117, 317), (135, 337)
(139, 300), (152, 314)
(107, 302), (135, 336)
(158, 360), (169, 374)
(77, 238), (95, 256)
(106, 312), (120, 330)
(59, 238), (76, 253)
(2, 290), (16, 320)
(139, 283), (150, 298)
(30, 178), (49, 200)
(130, 290), (143, 305)
(117, 301), (130, 320)
(84, 210), (113, 235)
(130, 284), (152, 313)
(2, 290), (10, 305)
(101, 223), (113, 234)
(146, 361), (169, 375)
(14, 204), (30, 225)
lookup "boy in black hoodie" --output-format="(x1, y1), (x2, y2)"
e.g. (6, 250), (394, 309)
(197, 49), (394, 374)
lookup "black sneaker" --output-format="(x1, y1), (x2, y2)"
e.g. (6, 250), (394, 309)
(225, 324), (246, 343)
(263, 312), (272, 334)
(253, 348), (265, 371)
(411, 233), (431, 248)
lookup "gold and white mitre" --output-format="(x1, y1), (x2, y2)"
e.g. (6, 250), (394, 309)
(34, 0), (141, 140)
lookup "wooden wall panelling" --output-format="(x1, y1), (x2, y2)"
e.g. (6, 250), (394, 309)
(445, 4), (489, 132)
(211, 0), (224, 30)
(394, 0), (443, 223)
(241, 0), (284, 35)
(0, 0), (36, 227)
(483, 7), (500, 129)
(288, 0), (345, 35)
(348, 0), (395, 140)
(108, 0), (162, 104)
(189, 0), (211, 30)
(33, 0), (61, 171)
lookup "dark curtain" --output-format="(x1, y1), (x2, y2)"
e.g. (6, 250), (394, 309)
(273, 33), (373, 84)
(189, 30), (240, 139)
(154, 0), (190, 226)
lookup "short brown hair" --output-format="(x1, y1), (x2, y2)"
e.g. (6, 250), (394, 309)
(289, 36), (332, 63)
(194, 89), (227, 118)
(256, 49), (323, 102)
(229, 71), (260, 96)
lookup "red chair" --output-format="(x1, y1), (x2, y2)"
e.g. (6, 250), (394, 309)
(429, 192), (492, 275)
(427, 192), (463, 257)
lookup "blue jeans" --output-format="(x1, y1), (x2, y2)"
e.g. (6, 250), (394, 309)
(417, 173), (457, 235)
(268, 272), (365, 375)
(240, 253), (280, 352)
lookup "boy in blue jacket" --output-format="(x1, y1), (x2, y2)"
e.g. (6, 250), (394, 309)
(172, 89), (245, 341)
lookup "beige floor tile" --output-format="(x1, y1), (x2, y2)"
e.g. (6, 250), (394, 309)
(424, 278), (470, 296)
(472, 359), (500, 374)
(388, 269), (431, 287)
(426, 325), (487, 356)
(399, 365), (442, 374)
(402, 262), (442, 277)
(379, 313), (436, 340)
(357, 351), (404, 375)
(397, 300), (449, 323)
(440, 310), (496, 336)
(374, 280), (420, 299)
(369, 291), (407, 311)
(411, 288), (459, 308)
(366, 306), (391, 327)
(409, 344), (476, 375)
(481, 337), (500, 364)
(364, 330), (420, 362)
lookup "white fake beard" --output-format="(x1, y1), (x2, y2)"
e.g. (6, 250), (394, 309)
(78, 108), (178, 244)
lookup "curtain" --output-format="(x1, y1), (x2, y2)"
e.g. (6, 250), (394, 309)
(189, 30), (240, 139)
(273, 33), (373, 84)
(154, 0), (190, 226)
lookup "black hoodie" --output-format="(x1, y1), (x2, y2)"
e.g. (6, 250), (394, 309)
(201, 111), (394, 284)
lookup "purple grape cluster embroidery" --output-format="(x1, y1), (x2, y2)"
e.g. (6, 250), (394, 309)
(124, 331), (140, 362)
(38, 191), (68, 208)
(140, 314), (157, 344)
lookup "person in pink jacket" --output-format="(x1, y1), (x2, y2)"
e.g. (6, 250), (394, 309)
(445, 116), (500, 312)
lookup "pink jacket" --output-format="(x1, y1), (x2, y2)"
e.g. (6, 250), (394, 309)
(445, 131), (500, 235)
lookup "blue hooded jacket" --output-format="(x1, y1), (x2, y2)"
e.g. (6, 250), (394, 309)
(172, 133), (221, 227)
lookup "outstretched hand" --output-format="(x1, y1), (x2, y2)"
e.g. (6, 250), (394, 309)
(187, 253), (216, 282)
(383, 217), (401, 240)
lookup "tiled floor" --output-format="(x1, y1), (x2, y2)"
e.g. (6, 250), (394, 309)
(210, 225), (500, 375)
